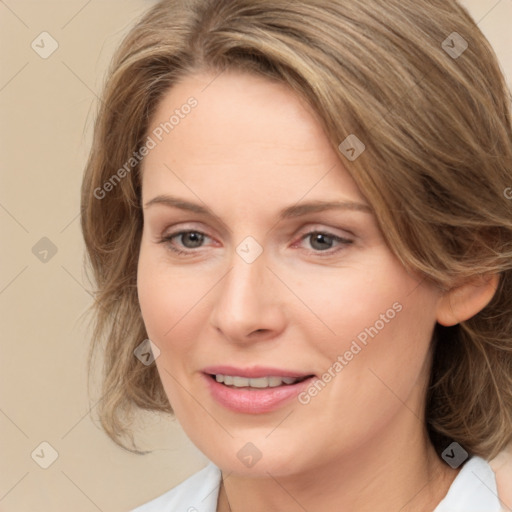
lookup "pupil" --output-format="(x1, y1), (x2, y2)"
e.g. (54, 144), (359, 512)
(183, 232), (204, 248)
(311, 233), (332, 250)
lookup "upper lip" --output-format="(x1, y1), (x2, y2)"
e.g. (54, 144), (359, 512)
(202, 365), (315, 379)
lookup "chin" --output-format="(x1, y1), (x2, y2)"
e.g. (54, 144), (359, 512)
(203, 439), (310, 478)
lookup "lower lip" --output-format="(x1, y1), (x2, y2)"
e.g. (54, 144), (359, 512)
(202, 373), (315, 414)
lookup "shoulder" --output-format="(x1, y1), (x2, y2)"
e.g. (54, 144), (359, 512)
(434, 455), (501, 512)
(131, 461), (222, 512)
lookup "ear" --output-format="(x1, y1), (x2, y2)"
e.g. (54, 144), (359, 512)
(436, 273), (500, 326)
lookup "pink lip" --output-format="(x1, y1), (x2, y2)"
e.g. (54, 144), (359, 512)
(201, 366), (316, 414)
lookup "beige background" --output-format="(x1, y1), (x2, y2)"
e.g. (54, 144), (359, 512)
(0, 1), (511, 511)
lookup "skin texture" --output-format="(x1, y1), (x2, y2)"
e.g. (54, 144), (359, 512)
(490, 444), (512, 511)
(137, 70), (500, 512)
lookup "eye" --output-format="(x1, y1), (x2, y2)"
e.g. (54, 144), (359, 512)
(157, 228), (353, 257)
(297, 231), (353, 254)
(158, 230), (211, 254)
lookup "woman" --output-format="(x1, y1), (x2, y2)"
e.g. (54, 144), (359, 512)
(80, 0), (512, 510)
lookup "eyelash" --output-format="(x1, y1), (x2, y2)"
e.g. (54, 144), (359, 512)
(157, 229), (353, 257)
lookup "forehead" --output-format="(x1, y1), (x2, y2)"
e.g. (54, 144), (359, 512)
(146, 70), (329, 155)
(141, 70), (367, 207)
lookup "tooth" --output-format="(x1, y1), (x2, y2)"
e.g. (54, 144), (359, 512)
(268, 376), (283, 387)
(232, 376), (250, 387)
(248, 377), (270, 388)
(214, 374), (304, 387)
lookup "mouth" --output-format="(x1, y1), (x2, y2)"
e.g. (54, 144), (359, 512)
(201, 367), (317, 414)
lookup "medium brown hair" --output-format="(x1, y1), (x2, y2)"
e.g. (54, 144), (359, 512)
(81, 0), (512, 457)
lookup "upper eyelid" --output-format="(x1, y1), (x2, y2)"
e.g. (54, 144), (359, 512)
(162, 223), (353, 238)
(149, 210), (363, 235)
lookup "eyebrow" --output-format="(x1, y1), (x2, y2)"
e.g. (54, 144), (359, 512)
(144, 195), (373, 221)
(143, 195), (373, 220)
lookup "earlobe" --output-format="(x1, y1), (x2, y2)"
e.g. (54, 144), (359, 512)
(436, 274), (500, 326)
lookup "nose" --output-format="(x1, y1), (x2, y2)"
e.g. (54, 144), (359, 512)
(209, 249), (287, 344)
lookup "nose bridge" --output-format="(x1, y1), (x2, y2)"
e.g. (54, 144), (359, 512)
(210, 246), (284, 339)
(221, 251), (268, 317)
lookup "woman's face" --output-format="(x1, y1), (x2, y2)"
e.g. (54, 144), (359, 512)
(137, 70), (444, 476)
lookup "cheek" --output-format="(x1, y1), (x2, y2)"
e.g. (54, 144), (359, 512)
(137, 252), (168, 340)
(294, 273), (437, 456)
(136, 249), (205, 409)
(320, 273), (437, 418)
(136, 244), (217, 360)
(137, 245), (193, 345)
(294, 253), (437, 399)
(279, 253), (419, 351)
(332, 269), (437, 380)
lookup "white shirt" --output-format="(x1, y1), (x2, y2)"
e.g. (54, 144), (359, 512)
(131, 455), (501, 512)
